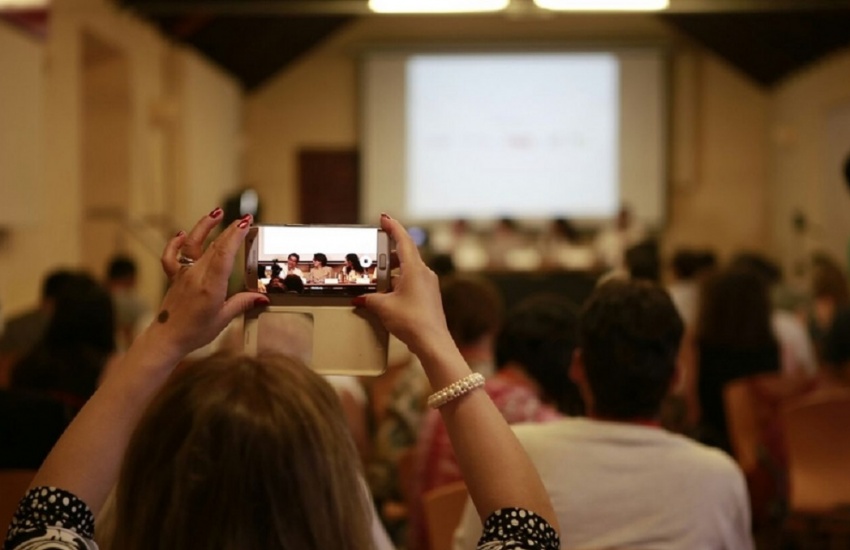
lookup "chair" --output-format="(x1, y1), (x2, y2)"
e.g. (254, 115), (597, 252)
(422, 481), (469, 550)
(0, 469), (36, 535)
(724, 373), (814, 534)
(782, 389), (850, 548)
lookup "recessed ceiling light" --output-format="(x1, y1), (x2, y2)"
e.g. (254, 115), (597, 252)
(534, 0), (668, 11)
(369, 0), (509, 14)
(0, 0), (49, 9)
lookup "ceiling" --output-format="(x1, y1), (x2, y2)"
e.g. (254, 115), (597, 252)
(8, 0), (850, 91)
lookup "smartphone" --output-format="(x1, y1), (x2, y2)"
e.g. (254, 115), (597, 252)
(243, 224), (391, 375)
(245, 224), (391, 304)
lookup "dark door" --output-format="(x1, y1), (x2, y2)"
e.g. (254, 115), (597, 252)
(298, 149), (359, 224)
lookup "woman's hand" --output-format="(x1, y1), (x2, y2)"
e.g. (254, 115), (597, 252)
(355, 214), (452, 358)
(152, 210), (268, 359)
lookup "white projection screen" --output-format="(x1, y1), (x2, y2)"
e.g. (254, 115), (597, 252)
(360, 47), (669, 227)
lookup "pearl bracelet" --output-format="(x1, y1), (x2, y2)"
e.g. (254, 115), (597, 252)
(427, 373), (486, 409)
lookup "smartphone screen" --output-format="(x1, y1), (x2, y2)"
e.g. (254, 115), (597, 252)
(246, 225), (389, 297)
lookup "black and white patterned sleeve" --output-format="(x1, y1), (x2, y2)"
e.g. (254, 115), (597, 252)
(476, 508), (560, 550)
(3, 487), (97, 550)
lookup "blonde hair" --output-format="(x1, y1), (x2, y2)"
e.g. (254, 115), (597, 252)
(112, 353), (373, 550)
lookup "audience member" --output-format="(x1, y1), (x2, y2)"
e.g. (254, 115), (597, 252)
(808, 254), (850, 362)
(625, 239), (661, 283)
(0, 269), (75, 366)
(818, 307), (850, 390)
(10, 272), (116, 412)
(4, 212), (561, 550)
(440, 275), (504, 378)
(731, 252), (816, 376)
(695, 267), (781, 452)
(365, 337), (429, 547)
(453, 279), (753, 550)
(667, 248), (713, 328)
(307, 252), (333, 283)
(411, 294), (579, 550)
(105, 254), (150, 350)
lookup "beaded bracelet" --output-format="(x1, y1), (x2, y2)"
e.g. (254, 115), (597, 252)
(427, 373), (486, 409)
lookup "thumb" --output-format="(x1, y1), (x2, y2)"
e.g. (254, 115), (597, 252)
(353, 292), (388, 313)
(220, 291), (269, 323)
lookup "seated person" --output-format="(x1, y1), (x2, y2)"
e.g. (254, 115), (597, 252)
(282, 274), (304, 293)
(286, 253), (304, 280)
(342, 253), (367, 283)
(411, 294), (581, 550)
(5, 212), (561, 550)
(453, 280), (753, 550)
(307, 253), (334, 283)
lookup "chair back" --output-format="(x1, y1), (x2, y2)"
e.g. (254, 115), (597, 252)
(783, 389), (850, 513)
(423, 481), (469, 550)
(0, 469), (36, 535)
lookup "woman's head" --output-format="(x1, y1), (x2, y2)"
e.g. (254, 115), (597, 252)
(345, 253), (364, 273)
(114, 353), (372, 550)
(313, 253), (328, 268)
(697, 267), (777, 349)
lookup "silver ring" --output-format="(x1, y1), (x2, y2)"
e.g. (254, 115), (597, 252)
(177, 254), (195, 267)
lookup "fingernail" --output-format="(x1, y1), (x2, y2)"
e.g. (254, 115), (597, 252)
(254, 298), (269, 307)
(175, 230), (185, 237)
(238, 215), (251, 229)
(381, 212), (392, 220)
(209, 207), (223, 218)
(351, 296), (367, 307)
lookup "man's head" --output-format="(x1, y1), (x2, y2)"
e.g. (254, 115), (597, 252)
(495, 294), (583, 415)
(440, 275), (503, 353)
(41, 269), (76, 309)
(106, 255), (138, 290)
(287, 253), (300, 270)
(574, 279), (683, 420)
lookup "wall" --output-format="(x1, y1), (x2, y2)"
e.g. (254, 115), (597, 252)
(771, 46), (850, 289)
(244, 13), (771, 263)
(0, 22), (54, 316)
(0, 0), (243, 316)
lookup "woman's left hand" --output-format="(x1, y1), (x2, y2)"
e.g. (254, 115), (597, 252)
(152, 211), (268, 358)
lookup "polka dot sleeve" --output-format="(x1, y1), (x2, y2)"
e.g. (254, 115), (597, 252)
(476, 507), (560, 550)
(4, 487), (97, 550)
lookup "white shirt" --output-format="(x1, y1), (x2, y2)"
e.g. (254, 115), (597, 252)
(453, 418), (753, 550)
(668, 281), (700, 328)
(772, 309), (817, 376)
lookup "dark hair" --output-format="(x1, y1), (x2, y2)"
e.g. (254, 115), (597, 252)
(697, 268), (778, 350)
(625, 240), (660, 283)
(440, 275), (503, 347)
(288, 253), (300, 263)
(729, 252), (782, 286)
(824, 307), (850, 367)
(271, 261), (282, 278)
(552, 218), (579, 242)
(495, 294), (583, 415)
(428, 253), (456, 278)
(345, 253), (364, 274)
(811, 256), (850, 306)
(313, 253), (328, 267)
(671, 249), (702, 280)
(107, 255), (137, 281)
(12, 273), (115, 406)
(578, 280), (683, 419)
(41, 269), (75, 301)
(283, 274), (304, 293)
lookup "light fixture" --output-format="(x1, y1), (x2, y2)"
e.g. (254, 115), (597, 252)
(368, 0), (509, 14)
(534, 0), (668, 11)
(0, 0), (49, 9)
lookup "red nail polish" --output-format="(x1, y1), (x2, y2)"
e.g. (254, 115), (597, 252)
(209, 207), (223, 218)
(351, 296), (367, 307)
(381, 212), (392, 220)
(254, 298), (269, 307)
(175, 230), (185, 237)
(238, 219), (250, 229)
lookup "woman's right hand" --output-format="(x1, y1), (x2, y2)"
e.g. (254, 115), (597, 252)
(355, 214), (453, 358)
